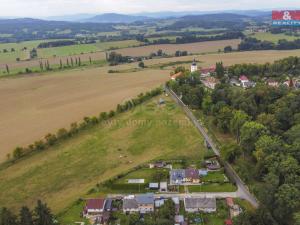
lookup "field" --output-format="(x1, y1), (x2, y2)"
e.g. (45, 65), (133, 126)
(0, 66), (170, 162)
(2, 48), (300, 161)
(144, 49), (300, 68)
(249, 32), (299, 43)
(0, 39), (141, 66)
(0, 96), (204, 213)
(115, 39), (241, 56)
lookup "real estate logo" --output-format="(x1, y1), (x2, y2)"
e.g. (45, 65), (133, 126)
(272, 10), (300, 26)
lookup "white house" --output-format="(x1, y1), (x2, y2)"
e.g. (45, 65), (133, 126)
(184, 197), (217, 213)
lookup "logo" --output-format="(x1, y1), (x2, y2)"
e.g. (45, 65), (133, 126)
(272, 10), (300, 26)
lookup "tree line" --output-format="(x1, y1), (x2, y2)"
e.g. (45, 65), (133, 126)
(167, 63), (300, 224)
(0, 200), (58, 225)
(238, 37), (300, 51)
(8, 88), (162, 162)
(37, 40), (77, 48)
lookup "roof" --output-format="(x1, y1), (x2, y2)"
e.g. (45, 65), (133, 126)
(86, 199), (105, 210)
(136, 193), (154, 205)
(160, 182), (167, 188)
(149, 183), (159, 189)
(185, 198), (216, 209)
(170, 169), (185, 182)
(170, 72), (183, 80)
(104, 198), (112, 210)
(201, 67), (215, 74)
(239, 75), (249, 81)
(185, 168), (199, 179)
(225, 219), (233, 225)
(175, 215), (184, 223)
(123, 198), (138, 209)
(204, 77), (219, 84)
(226, 197), (234, 207)
(172, 197), (180, 205)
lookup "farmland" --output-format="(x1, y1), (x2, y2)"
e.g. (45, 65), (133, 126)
(115, 39), (241, 56)
(0, 96), (204, 213)
(0, 67), (170, 162)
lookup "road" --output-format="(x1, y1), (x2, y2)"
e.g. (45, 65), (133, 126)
(165, 87), (259, 208)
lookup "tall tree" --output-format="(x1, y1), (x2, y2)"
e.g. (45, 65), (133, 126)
(0, 207), (18, 225)
(215, 61), (225, 79)
(19, 206), (33, 225)
(230, 110), (250, 143)
(34, 200), (55, 225)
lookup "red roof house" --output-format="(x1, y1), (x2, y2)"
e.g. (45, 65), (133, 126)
(225, 219), (233, 225)
(226, 197), (234, 207)
(239, 75), (249, 82)
(84, 198), (106, 215)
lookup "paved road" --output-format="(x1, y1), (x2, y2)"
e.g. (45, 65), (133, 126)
(165, 87), (259, 208)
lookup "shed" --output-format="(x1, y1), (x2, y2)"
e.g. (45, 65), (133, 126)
(149, 183), (159, 189)
(160, 182), (168, 192)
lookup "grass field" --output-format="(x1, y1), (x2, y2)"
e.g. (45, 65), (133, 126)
(0, 39), (141, 65)
(249, 32), (299, 43)
(0, 66), (170, 162)
(0, 96), (204, 213)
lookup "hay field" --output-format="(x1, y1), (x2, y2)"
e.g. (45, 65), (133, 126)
(144, 49), (300, 68)
(115, 39), (241, 56)
(0, 96), (204, 213)
(0, 66), (170, 162)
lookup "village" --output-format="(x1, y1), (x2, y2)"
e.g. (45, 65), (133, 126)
(170, 59), (300, 90)
(79, 155), (244, 225)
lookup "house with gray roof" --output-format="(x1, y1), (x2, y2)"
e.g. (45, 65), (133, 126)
(136, 193), (154, 213)
(184, 197), (217, 213)
(170, 169), (185, 185)
(123, 196), (139, 213)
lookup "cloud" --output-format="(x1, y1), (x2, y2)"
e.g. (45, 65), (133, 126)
(1, 0), (300, 17)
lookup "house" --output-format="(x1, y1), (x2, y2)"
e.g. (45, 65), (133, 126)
(155, 199), (165, 208)
(239, 75), (256, 89)
(266, 79), (279, 87)
(184, 168), (200, 183)
(136, 193), (155, 213)
(170, 169), (185, 185)
(226, 198), (234, 208)
(205, 159), (221, 170)
(184, 197), (217, 213)
(170, 72), (184, 80)
(149, 183), (159, 190)
(202, 77), (219, 89)
(123, 196), (139, 213)
(191, 59), (198, 73)
(84, 198), (106, 216)
(200, 67), (215, 77)
(160, 182), (168, 192)
(229, 78), (240, 87)
(175, 215), (185, 224)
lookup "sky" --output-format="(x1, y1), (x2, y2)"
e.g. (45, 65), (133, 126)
(1, 0), (300, 18)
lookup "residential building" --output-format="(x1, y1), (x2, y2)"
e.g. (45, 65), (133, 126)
(155, 199), (165, 208)
(202, 77), (219, 89)
(170, 169), (185, 185)
(200, 67), (215, 77)
(266, 79), (279, 87)
(84, 198), (106, 216)
(184, 168), (200, 183)
(184, 197), (217, 213)
(239, 75), (250, 88)
(205, 159), (221, 170)
(123, 196), (139, 213)
(136, 193), (155, 213)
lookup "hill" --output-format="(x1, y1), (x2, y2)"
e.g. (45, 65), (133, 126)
(85, 13), (150, 23)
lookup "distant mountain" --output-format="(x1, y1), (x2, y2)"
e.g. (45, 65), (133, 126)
(84, 13), (150, 23)
(46, 14), (97, 22)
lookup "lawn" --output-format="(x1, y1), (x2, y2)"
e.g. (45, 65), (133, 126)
(0, 96), (204, 213)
